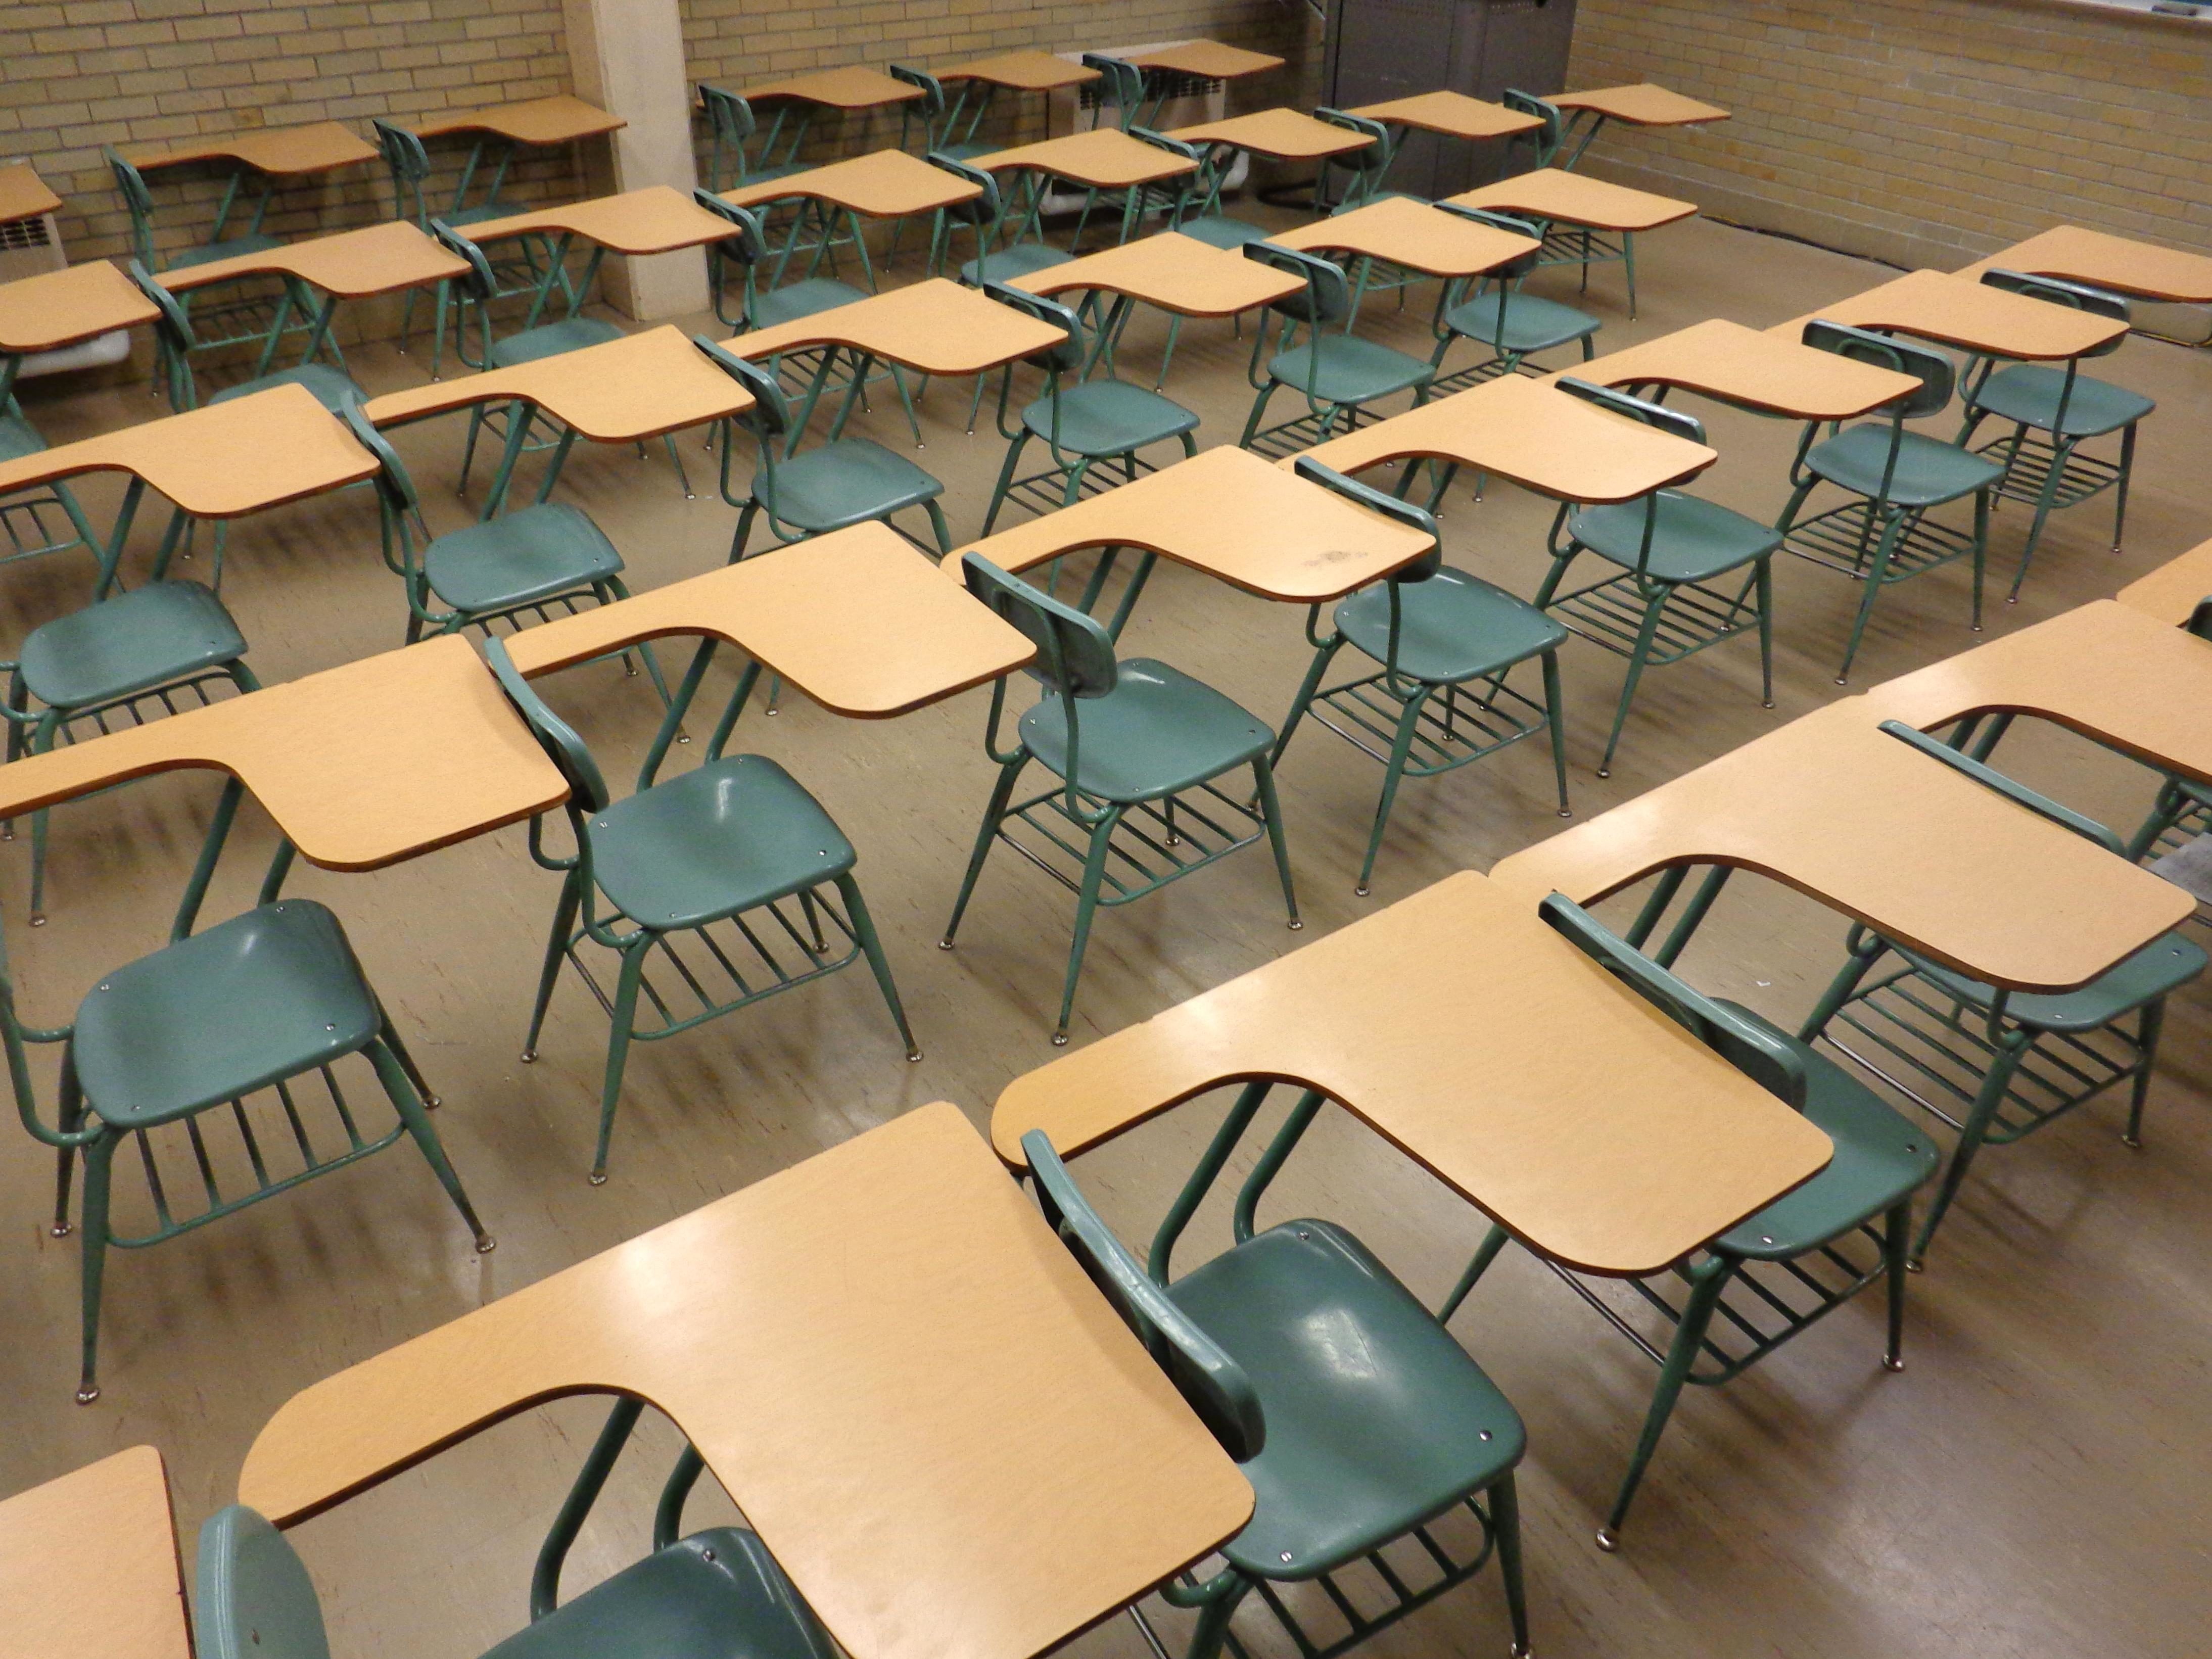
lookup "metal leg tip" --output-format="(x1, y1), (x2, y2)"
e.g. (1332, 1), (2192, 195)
(423, 1095), (441, 1109)
(1558, 807), (1573, 818)
(905, 1048), (923, 1063)
(1906, 1257), (1924, 1273)
(1761, 700), (1775, 710)
(49, 1222), (70, 1239)
(1052, 1030), (1070, 1047)
(474, 1235), (496, 1254)
(1594, 1528), (1619, 1553)
(75, 1384), (101, 1405)
(519, 1050), (536, 1063)
(1595, 768), (1610, 780)
(588, 1169), (608, 1187)
(2122, 1134), (2143, 1149)
(937, 938), (954, 951)
(28, 914), (45, 928)
(1354, 885), (1370, 897)
(2, 827), (12, 841)
(1512, 1646), (1532, 1658)
(1832, 677), (1850, 687)
(1882, 1355), (1905, 1372)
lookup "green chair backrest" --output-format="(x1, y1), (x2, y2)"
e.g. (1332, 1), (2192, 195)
(1022, 1127), (1266, 1462)
(925, 151), (1003, 230)
(1557, 375), (1708, 446)
(960, 553), (1118, 698)
(196, 1506), (333, 1659)
(483, 636), (613, 815)
(428, 218), (500, 304)
(692, 333), (793, 441)
(980, 277), (1086, 376)
(698, 83), (760, 189)
(1801, 319), (1954, 418)
(889, 62), (947, 117)
(1127, 126), (1210, 214)
(125, 258), (196, 353)
(340, 401), (419, 518)
(1315, 107), (1389, 201)
(371, 118), (433, 225)
(1081, 54), (1146, 129)
(104, 147), (159, 267)
(691, 188), (769, 264)
(1246, 240), (1354, 329)
(1878, 719), (2127, 856)
(1432, 201), (1545, 284)
(1537, 893), (1810, 1112)
(1292, 455), (1442, 583)
(1502, 88), (1564, 166)
(1980, 268), (2130, 359)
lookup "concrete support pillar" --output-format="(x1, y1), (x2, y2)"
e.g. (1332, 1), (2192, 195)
(563, 0), (704, 319)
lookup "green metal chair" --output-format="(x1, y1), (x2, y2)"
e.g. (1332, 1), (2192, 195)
(1026, 1119), (1531, 1658)
(1798, 721), (2206, 1266)
(1148, 127), (1263, 252)
(1426, 205), (1601, 392)
(698, 83), (814, 193)
(431, 221), (693, 516)
(197, 1500), (835, 1659)
(1238, 242), (1435, 459)
(1500, 89), (1563, 170)
(924, 152), (1074, 286)
(2127, 605), (2212, 897)
(1443, 892), (1934, 1550)
(1274, 458), (1569, 895)
(2, 577), (258, 925)
(487, 636), (918, 1183)
(891, 63), (996, 162)
(4, 782), (490, 1401)
(1957, 269), (2151, 601)
(695, 337), (950, 561)
(977, 280), (1200, 534)
(1315, 108), (1396, 211)
(1534, 378), (1780, 776)
(0, 349), (105, 579)
(1495, 90), (1644, 316)
(1775, 321), (2004, 684)
(942, 555), (1299, 1044)
(694, 191), (871, 333)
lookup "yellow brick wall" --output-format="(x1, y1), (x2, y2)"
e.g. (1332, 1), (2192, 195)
(1565, 0), (2212, 272)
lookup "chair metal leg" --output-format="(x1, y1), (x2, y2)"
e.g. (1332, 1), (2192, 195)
(2124, 997), (2164, 1148)
(1438, 1223), (1514, 1321)
(922, 497), (953, 556)
(1834, 510), (1907, 685)
(1268, 636), (1345, 771)
(1238, 380), (1279, 449)
(940, 754), (1026, 949)
(74, 1132), (118, 1403)
(2007, 435), (2074, 602)
(367, 1037), (493, 1250)
(1598, 589), (1668, 778)
(532, 1397), (644, 1619)
(1252, 756), (1300, 927)
(591, 942), (650, 1183)
(1881, 1199), (1911, 1370)
(726, 500), (760, 564)
(980, 431), (1031, 535)
(653, 1443), (709, 1551)
(1540, 647), (1571, 816)
(1754, 556), (1776, 708)
(1357, 688), (1429, 897)
(1490, 1471), (1533, 1657)
(50, 1059), (83, 1238)
(1909, 1030), (2033, 1266)
(1055, 808), (1122, 1044)
(2113, 421), (2136, 552)
(1599, 1255), (1734, 1550)
(837, 874), (921, 1061)
(376, 1012), (443, 1108)
(521, 873), (583, 1061)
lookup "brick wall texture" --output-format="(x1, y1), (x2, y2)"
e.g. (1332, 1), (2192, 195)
(1565, 0), (2212, 271)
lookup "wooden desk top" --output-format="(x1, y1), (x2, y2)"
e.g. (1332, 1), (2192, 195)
(1298, 372), (1718, 505)
(1768, 267), (2129, 362)
(506, 522), (1034, 715)
(0, 634), (566, 871)
(1273, 196), (1542, 279)
(0, 383), (373, 519)
(727, 277), (1068, 376)
(1956, 224), (2212, 307)
(1012, 231), (1304, 318)
(1860, 601), (2212, 786)
(949, 445), (1439, 604)
(743, 67), (923, 109)
(1564, 316), (1923, 420)
(238, 1104), (1253, 1659)
(718, 149), (982, 217)
(156, 219), (467, 300)
(992, 870), (1832, 1277)
(411, 95), (626, 145)
(1345, 90), (1543, 141)
(460, 185), (733, 255)
(938, 51), (1100, 91)
(0, 162), (62, 224)
(1552, 83), (1731, 127)
(0, 260), (160, 357)
(364, 325), (751, 445)
(973, 127), (1199, 190)
(124, 120), (379, 176)
(2116, 537), (2212, 626)
(0, 1447), (189, 1659)
(1443, 167), (1698, 232)
(1123, 40), (1284, 80)
(1167, 107), (1378, 163)
(1490, 698), (2193, 994)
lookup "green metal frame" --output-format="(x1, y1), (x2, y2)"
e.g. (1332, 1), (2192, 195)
(0, 356), (105, 576)
(1238, 243), (1434, 459)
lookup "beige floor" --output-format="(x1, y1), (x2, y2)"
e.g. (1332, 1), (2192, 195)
(6, 211), (2212, 1659)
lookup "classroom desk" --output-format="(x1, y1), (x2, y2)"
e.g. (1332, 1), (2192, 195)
(1272, 195), (1542, 280)
(2116, 536), (2212, 626)
(0, 633), (566, 872)
(949, 443), (1439, 608)
(991, 869), (1832, 1278)
(1298, 371), (1719, 505)
(1562, 316), (1923, 421)
(1859, 600), (2212, 786)
(973, 127), (1201, 194)
(0, 1446), (189, 1659)
(237, 1103), (1254, 1659)
(1489, 698), (2193, 994)
(459, 183), (734, 257)
(123, 121), (379, 176)
(0, 162), (62, 224)
(412, 95), (627, 146)
(1443, 167), (1698, 235)
(745, 67), (925, 111)
(1550, 83), (1729, 167)
(1167, 107), (1379, 165)
(940, 50), (1100, 91)
(1957, 225), (2212, 307)
(0, 383), (374, 586)
(716, 149), (981, 217)
(1013, 230), (1303, 316)
(1123, 40), (1284, 80)
(0, 261), (160, 361)
(1768, 267), (2129, 362)
(1345, 90), (1544, 144)
(154, 219), (468, 373)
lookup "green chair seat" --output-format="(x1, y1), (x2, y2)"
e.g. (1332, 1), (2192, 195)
(1019, 379), (1199, 456)
(489, 316), (626, 368)
(752, 277), (868, 329)
(71, 900), (382, 1131)
(1440, 290), (1601, 356)
(1019, 658), (1274, 802)
(423, 502), (625, 614)
(1897, 931), (2206, 1034)
(1334, 567), (1568, 685)
(1166, 1219), (1525, 1579)
(1804, 423), (2005, 508)
(1264, 336), (1433, 407)
(960, 244), (1075, 287)
(588, 753), (856, 931)
(1566, 492), (1785, 584)
(18, 581), (247, 709)
(1969, 363), (2154, 438)
(163, 232), (287, 272)
(206, 362), (365, 414)
(0, 409), (47, 464)
(481, 1528), (837, 1659)
(1711, 1002), (1938, 1259)
(1174, 214), (1273, 251)
(744, 439), (945, 535)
